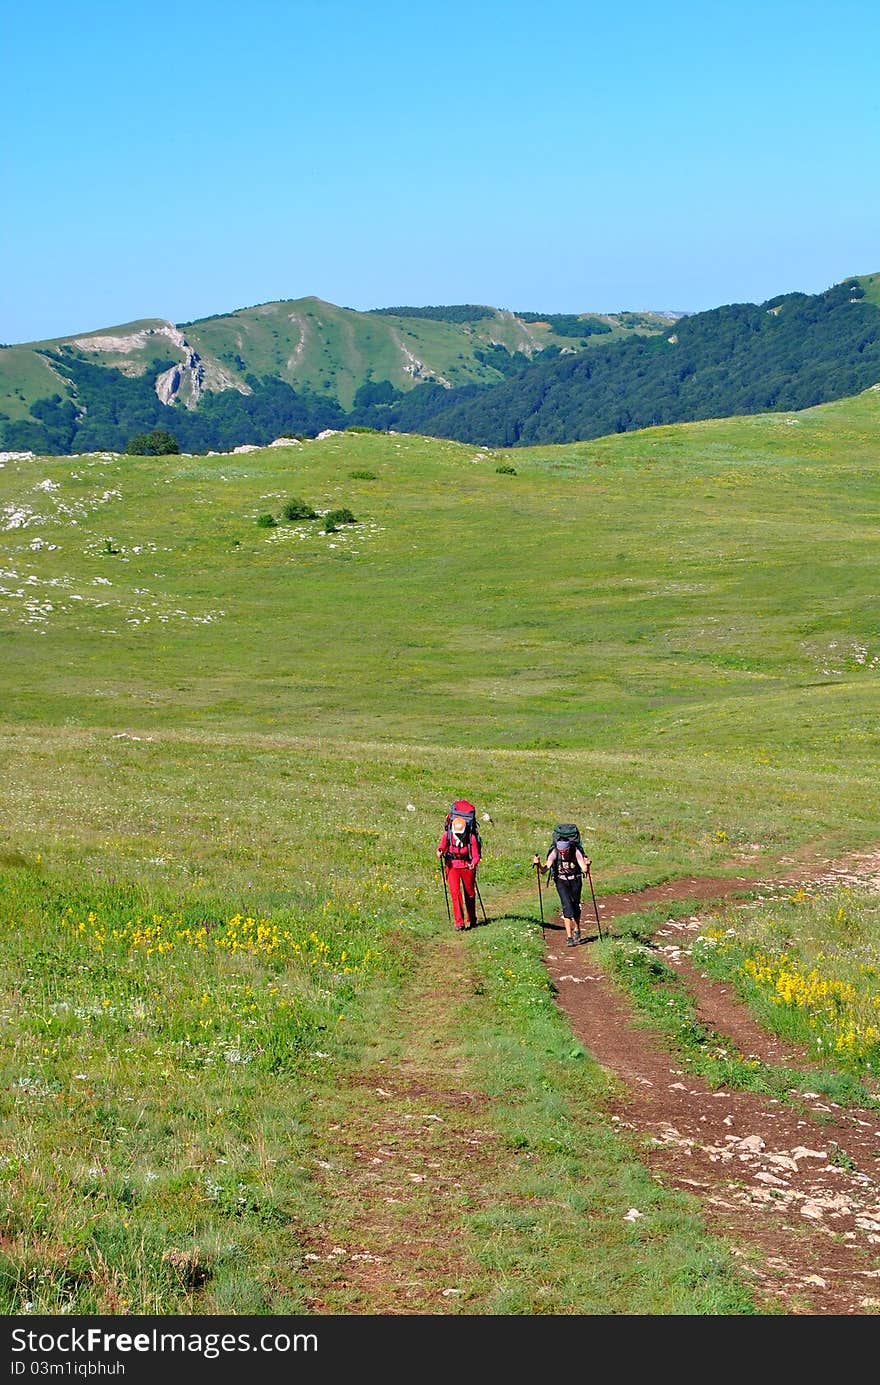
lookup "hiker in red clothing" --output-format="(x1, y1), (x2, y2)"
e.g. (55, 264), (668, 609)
(437, 799), (482, 930)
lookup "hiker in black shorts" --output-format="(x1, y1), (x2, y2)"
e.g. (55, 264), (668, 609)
(533, 826), (591, 946)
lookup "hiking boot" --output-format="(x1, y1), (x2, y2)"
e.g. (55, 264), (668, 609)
(566, 935), (577, 946)
(574, 930), (582, 945)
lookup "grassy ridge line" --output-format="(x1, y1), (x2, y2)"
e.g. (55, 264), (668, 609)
(0, 299), (670, 419)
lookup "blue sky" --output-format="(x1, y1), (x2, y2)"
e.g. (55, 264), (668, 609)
(3, 0), (878, 342)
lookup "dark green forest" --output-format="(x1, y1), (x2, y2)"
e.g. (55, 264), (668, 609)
(372, 280), (880, 445)
(3, 281), (879, 455)
(365, 304), (496, 322)
(0, 354), (346, 455)
(514, 311), (612, 337)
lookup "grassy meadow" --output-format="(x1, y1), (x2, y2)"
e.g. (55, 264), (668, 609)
(3, 386), (880, 1314)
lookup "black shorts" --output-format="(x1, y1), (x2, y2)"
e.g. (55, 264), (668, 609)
(555, 876), (582, 921)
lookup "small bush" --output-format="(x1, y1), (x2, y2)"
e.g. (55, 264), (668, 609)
(345, 426), (381, 434)
(325, 507), (356, 526)
(282, 498), (317, 521)
(496, 463), (517, 475)
(349, 469), (377, 480)
(125, 428), (180, 456)
(256, 513), (277, 528)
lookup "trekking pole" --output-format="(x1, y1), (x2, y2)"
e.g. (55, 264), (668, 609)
(586, 863), (603, 940)
(439, 857), (451, 924)
(534, 859), (545, 938)
(474, 876), (488, 924)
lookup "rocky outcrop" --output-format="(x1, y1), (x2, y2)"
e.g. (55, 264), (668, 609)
(389, 327), (452, 388)
(153, 346), (205, 409)
(70, 321), (246, 409)
(155, 364), (181, 405)
(71, 323), (190, 356)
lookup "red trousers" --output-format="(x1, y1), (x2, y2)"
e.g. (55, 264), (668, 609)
(446, 864), (477, 928)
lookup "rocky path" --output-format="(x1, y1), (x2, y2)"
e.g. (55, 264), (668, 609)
(545, 851), (880, 1314)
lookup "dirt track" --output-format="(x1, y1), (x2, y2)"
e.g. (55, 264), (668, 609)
(546, 851), (880, 1314)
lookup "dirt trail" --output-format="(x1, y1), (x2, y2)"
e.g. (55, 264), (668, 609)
(545, 850), (880, 1314)
(299, 848), (880, 1314)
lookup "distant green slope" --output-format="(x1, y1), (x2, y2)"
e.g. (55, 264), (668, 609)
(384, 277), (880, 446)
(2, 278), (877, 456)
(0, 296), (674, 433)
(182, 297), (670, 409)
(856, 271), (880, 307)
(3, 385), (880, 763)
(0, 318), (225, 429)
(0, 346), (72, 422)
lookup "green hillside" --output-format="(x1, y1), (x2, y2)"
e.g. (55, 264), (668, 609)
(4, 276), (879, 458)
(0, 296), (674, 432)
(386, 276), (880, 444)
(185, 297), (563, 405)
(0, 318), (209, 430)
(856, 269), (880, 307)
(4, 391), (880, 1313)
(4, 385), (880, 794)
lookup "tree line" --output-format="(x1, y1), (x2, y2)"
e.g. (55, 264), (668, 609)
(370, 281), (880, 445)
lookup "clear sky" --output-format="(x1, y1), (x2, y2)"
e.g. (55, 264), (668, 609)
(3, 0), (878, 343)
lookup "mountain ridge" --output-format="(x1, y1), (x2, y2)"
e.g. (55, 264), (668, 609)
(2, 296), (677, 416)
(378, 275), (880, 446)
(1, 275), (878, 455)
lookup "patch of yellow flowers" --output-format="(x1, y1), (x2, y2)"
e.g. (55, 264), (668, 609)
(700, 925), (880, 1066)
(61, 907), (373, 975)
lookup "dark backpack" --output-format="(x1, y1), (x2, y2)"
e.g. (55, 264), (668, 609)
(444, 800), (481, 862)
(551, 823), (583, 879)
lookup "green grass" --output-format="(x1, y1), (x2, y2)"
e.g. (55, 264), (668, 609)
(0, 865), (757, 1315)
(600, 929), (877, 1108)
(693, 885), (880, 1077)
(4, 386), (880, 1313)
(856, 272), (880, 308)
(0, 347), (75, 422)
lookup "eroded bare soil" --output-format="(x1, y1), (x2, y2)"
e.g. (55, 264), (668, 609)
(547, 849), (880, 1314)
(300, 848), (880, 1315)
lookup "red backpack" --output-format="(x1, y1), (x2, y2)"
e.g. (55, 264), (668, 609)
(444, 800), (481, 862)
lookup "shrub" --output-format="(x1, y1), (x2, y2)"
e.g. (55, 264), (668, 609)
(125, 428), (180, 456)
(256, 513), (277, 528)
(282, 498), (317, 521)
(349, 469), (377, 480)
(345, 426), (382, 434)
(325, 507), (356, 526)
(496, 463), (517, 474)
